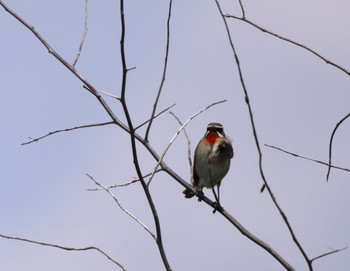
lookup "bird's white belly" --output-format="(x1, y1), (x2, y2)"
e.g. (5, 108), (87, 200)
(196, 159), (230, 189)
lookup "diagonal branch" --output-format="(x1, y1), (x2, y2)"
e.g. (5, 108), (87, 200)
(144, 0), (173, 142)
(326, 112), (350, 181)
(265, 144), (350, 174)
(21, 121), (114, 145)
(0, 233), (126, 271)
(224, 14), (350, 77)
(310, 247), (347, 263)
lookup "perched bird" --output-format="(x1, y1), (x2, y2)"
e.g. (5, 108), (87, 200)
(183, 123), (233, 206)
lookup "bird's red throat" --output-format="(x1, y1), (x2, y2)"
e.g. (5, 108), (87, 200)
(205, 131), (221, 145)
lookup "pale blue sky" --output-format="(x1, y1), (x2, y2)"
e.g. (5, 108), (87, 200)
(1, 0), (350, 270)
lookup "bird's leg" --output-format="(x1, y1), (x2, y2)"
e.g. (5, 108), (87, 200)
(217, 183), (221, 205)
(209, 169), (223, 213)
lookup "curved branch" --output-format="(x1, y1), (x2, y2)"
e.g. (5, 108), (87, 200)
(214, 1), (304, 270)
(326, 112), (350, 181)
(237, 0), (245, 18)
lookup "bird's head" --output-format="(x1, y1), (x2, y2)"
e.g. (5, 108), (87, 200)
(204, 122), (226, 144)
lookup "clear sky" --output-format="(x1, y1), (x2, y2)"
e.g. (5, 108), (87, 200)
(1, 0), (350, 270)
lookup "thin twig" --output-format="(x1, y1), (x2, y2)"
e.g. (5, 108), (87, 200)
(169, 111), (193, 181)
(265, 144), (350, 174)
(135, 103), (176, 130)
(224, 14), (350, 77)
(21, 122), (114, 145)
(87, 174), (156, 240)
(238, 0), (245, 19)
(97, 88), (121, 100)
(310, 247), (347, 263)
(326, 112), (350, 181)
(87, 179), (138, 191)
(214, 1), (297, 270)
(73, 0), (89, 67)
(144, 0), (173, 142)
(147, 100), (227, 187)
(87, 169), (163, 191)
(0, 233), (126, 271)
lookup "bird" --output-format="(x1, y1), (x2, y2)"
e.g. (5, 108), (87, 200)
(183, 123), (233, 208)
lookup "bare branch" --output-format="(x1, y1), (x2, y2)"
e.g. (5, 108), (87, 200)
(224, 14), (350, 77)
(21, 122), (114, 145)
(117, 0), (171, 269)
(87, 174), (156, 240)
(147, 100), (227, 187)
(135, 103), (176, 130)
(87, 179), (138, 191)
(311, 247), (347, 263)
(214, 1), (299, 270)
(0, 233), (126, 271)
(265, 144), (350, 174)
(97, 88), (121, 100)
(73, 0), (89, 67)
(326, 112), (350, 181)
(145, 0), (173, 142)
(169, 111), (193, 181)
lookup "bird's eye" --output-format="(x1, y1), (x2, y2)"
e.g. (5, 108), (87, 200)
(216, 127), (223, 134)
(207, 126), (223, 133)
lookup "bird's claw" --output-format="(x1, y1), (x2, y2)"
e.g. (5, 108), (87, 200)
(212, 202), (223, 213)
(197, 191), (204, 202)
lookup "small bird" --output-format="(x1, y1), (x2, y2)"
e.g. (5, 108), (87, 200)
(183, 123), (233, 208)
